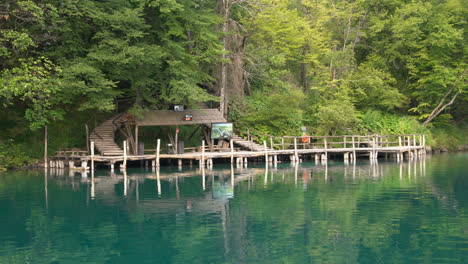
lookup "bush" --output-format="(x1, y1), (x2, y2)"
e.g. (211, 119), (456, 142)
(0, 140), (32, 171)
(234, 89), (306, 137)
(430, 126), (467, 150)
(360, 110), (430, 135)
(314, 100), (359, 135)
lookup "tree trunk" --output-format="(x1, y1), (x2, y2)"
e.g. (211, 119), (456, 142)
(423, 88), (460, 127)
(219, 0), (246, 116)
(220, 0), (229, 117)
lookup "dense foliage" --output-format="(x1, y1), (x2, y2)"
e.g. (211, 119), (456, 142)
(0, 0), (466, 168)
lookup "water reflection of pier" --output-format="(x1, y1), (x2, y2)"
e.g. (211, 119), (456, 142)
(45, 157), (429, 203)
(43, 157), (432, 258)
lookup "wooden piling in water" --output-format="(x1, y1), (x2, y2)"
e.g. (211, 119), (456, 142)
(294, 137), (299, 162)
(91, 141), (95, 170)
(122, 140), (127, 169)
(230, 138), (234, 164)
(324, 137), (328, 161)
(155, 139), (160, 167)
(201, 140), (205, 168)
(44, 125), (48, 169)
(352, 136), (356, 162)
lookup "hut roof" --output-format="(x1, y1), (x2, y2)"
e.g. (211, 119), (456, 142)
(135, 109), (226, 126)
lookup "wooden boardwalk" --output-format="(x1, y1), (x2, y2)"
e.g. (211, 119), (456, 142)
(49, 134), (426, 170)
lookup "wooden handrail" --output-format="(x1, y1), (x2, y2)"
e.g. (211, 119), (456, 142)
(85, 116), (103, 141)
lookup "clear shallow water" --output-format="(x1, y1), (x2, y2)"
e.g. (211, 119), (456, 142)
(0, 153), (467, 264)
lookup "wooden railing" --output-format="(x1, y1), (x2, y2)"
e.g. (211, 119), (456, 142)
(267, 134), (425, 151)
(232, 127), (425, 152)
(85, 115), (103, 153)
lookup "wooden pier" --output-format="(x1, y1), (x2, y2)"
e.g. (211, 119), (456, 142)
(49, 134), (426, 170)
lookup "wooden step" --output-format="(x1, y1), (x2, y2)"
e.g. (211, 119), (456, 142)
(102, 153), (124, 156)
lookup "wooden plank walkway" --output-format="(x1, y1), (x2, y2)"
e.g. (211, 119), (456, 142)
(49, 134), (426, 170)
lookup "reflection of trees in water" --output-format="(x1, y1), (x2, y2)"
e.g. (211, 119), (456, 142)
(224, 159), (467, 263)
(0, 156), (466, 263)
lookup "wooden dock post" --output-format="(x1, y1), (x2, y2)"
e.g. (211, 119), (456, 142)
(324, 137), (328, 161)
(281, 137), (285, 150)
(294, 137), (299, 162)
(407, 136), (412, 158)
(321, 153), (327, 162)
(418, 134), (423, 156)
(135, 125), (139, 155)
(398, 136), (402, 161)
(352, 136), (356, 162)
(422, 135), (426, 155)
(69, 161), (75, 169)
(201, 140), (205, 168)
(270, 137), (274, 150)
(81, 160), (88, 170)
(370, 135), (376, 161)
(264, 140), (268, 163)
(344, 136), (348, 162)
(91, 141), (95, 171)
(122, 140), (127, 169)
(155, 139), (160, 167)
(230, 138), (234, 164)
(44, 125), (48, 169)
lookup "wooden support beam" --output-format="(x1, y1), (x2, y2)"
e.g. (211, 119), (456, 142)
(122, 140), (127, 169)
(85, 123), (89, 153)
(201, 140), (205, 168)
(156, 139), (160, 167)
(352, 136), (356, 161)
(230, 138), (234, 164)
(264, 140), (268, 162)
(135, 125), (139, 155)
(294, 137), (299, 162)
(91, 141), (95, 170)
(44, 125), (48, 169)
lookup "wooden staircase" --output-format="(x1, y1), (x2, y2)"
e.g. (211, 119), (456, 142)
(231, 134), (270, 152)
(89, 115), (124, 156)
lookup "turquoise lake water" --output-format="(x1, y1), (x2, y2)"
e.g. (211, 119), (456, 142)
(0, 153), (467, 263)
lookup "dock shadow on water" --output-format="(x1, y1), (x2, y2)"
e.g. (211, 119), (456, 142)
(0, 153), (467, 264)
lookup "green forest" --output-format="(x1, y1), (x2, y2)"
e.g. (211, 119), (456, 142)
(0, 0), (466, 169)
